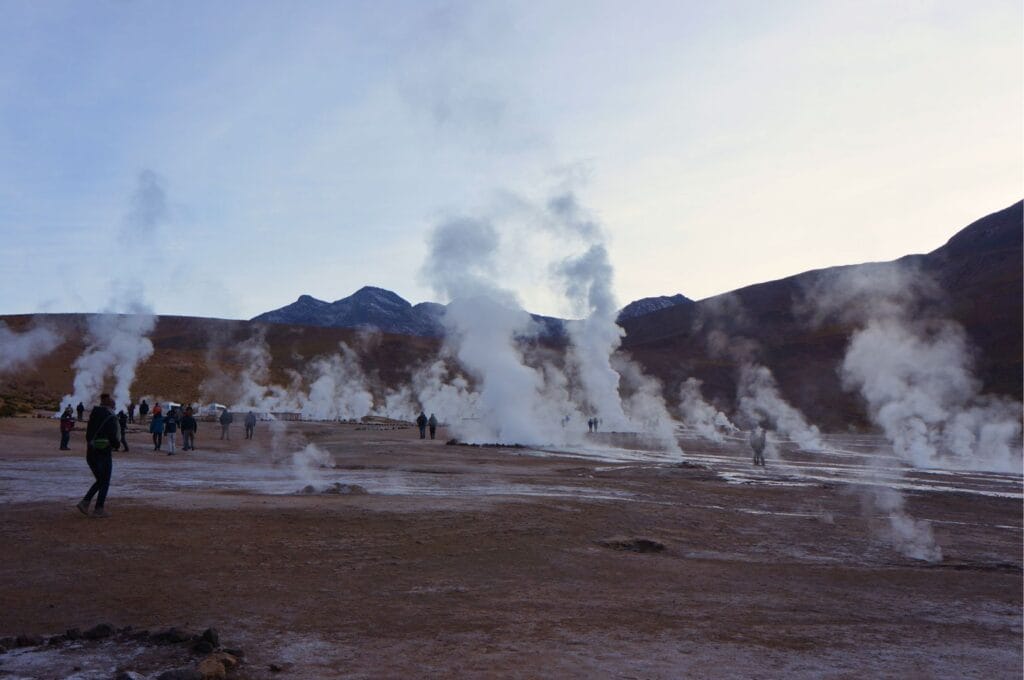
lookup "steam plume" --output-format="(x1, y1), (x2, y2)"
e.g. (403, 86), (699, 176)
(677, 377), (737, 442)
(809, 264), (1022, 472)
(62, 308), (155, 410)
(0, 322), (62, 374)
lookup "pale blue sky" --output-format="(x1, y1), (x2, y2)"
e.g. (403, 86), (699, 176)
(1, 0), (1020, 319)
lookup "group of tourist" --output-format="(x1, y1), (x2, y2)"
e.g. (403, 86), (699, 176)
(415, 411), (438, 439)
(66, 395), (263, 519)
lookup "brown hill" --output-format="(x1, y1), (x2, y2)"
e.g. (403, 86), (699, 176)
(619, 201), (1023, 429)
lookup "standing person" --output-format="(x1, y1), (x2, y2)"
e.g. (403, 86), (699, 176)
(416, 411), (427, 439)
(749, 426), (767, 467)
(152, 402), (162, 419)
(117, 409), (129, 452)
(180, 406), (198, 451)
(139, 399), (149, 425)
(76, 393), (120, 518)
(76, 402), (85, 422)
(164, 407), (179, 455)
(244, 411), (257, 439)
(149, 409), (165, 450)
(427, 413), (438, 440)
(127, 401), (135, 424)
(59, 406), (75, 450)
(219, 408), (233, 440)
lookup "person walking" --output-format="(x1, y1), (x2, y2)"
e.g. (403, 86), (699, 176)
(59, 406), (75, 450)
(139, 399), (149, 425)
(164, 407), (179, 455)
(427, 413), (438, 440)
(749, 426), (767, 467)
(149, 409), (165, 450)
(416, 411), (427, 439)
(127, 401), (135, 424)
(76, 393), (120, 518)
(219, 408), (233, 440)
(181, 406), (197, 451)
(76, 401), (85, 422)
(244, 411), (257, 439)
(117, 409), (129, 452)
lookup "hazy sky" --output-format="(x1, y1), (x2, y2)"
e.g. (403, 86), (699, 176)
(1, 0), (1020, 320)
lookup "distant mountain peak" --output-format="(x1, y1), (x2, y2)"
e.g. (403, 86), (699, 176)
(617, 293), (693, 322)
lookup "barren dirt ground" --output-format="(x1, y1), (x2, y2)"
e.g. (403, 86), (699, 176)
(0, 416), (1021, 679)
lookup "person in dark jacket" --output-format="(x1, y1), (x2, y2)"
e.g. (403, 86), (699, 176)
(219, 409), (233, 440)
(76, 401), (85, 422)
(127, 401), (135, 424)
(427, 413), (438, 440)
(117, 409), (129, 452)
(60, 406), (75, 450)
(416, 411), (427, 439)
(139, 399), (149, 425)
(77, 393), (120, 518)
(244, 411), (257, 439)
(181, 406), (198, 451)
(149, 410), (165, 450)
(164, 407), (179, 455)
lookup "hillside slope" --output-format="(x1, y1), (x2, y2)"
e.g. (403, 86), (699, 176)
(619, 201), (1023, 429)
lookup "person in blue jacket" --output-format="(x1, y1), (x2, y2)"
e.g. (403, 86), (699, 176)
(149, 410), (165, 450)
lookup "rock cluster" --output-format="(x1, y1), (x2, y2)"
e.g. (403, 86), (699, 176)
(1, 623), (246, 680)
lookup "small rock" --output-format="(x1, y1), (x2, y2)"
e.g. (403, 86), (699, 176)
(269, 662), (286, 672)
(115, 672), (146, 680)
(153, 627), (192, 644)
(200, 627), (219, 647)
(596, 536), (667, 553)
(197, 657), (227, 679)
(15, 634), (44, 647)
(64, 628), (82, 640)
(83, 623), (115, 640)
(0, 637), (15, 649)
(0, 643), (8, 655)
(157, 669), (203, 680)
(130, 629), (151, 641)
(193, 640), (215, 655)
(46, 635), (66, 646)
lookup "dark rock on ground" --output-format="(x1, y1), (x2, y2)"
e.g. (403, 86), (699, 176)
(200, 627), (219, 647)
(152, 627), (192, 644)
(597, 537), (667, 553)
(64, 628), (82, 640)
(15, 634), (43, 647)
(83, 623), (115, 640)
(193, 640), (214, 655)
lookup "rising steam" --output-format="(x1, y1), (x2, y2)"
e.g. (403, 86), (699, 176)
(0, 321), (62, 374)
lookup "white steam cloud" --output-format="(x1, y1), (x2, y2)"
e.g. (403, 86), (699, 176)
(677, 377), (737, 443)
(0, 322), (62, 374)
(810, 264), (1022, 472)
(62, 309), (155, 410)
